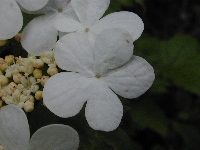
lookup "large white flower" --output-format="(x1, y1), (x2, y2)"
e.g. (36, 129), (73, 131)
(55, 0), (144, 45)
(43, 28), (155, 132)
(21, 0), (79, 56)
(0, 104), (79, 150)
(0, 0), (48, 40)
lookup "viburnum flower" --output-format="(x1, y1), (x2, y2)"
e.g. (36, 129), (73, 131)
(43, 29), (155, 131)
(21, 0), (79, 56)
(0, 104), (79, 150)
(0, 0), (48, 40)
(55, 0), (144, 45)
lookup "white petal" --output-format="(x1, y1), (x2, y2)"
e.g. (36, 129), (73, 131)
(29, 124), (79, 150)
(103, 56), (155, 99)
(85, 80), (123, 131)
(55, 19), (83, 33)
(0, 105), (30, 150)
(93, 28), (133, 75)
(0, 0), (22, 40)
(21, 15), (58, 56)
(16, 0), (48, 11)
(71, 0), (110, 27)
(54, 33), (94, 76)
(92, 11), (144, 42)
(43, 72), (93, 118)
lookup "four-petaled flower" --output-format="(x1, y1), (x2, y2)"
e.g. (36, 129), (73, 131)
(43, 28), (155, 131)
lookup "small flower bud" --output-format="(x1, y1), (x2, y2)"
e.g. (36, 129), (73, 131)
(33, 59), (44, 68)
(8, 82), (17, 92)
(14, 33), (21, 42)
(0, 63), (7, 72)
(23, 101), (34, 112)
(13, 73), (22, 84)
(40, 76), (50, 86)
(0, 75), (9, 86)
(33, 69), (42, 79)
(47, 66), (58, 76)
(0, 40), (6, 46)
(27, 95), (35, 102)
(35, 90), (43, 100)
(5, 55), (14, 65)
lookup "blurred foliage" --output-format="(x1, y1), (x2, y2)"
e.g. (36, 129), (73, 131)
(1, 0), (200, 150)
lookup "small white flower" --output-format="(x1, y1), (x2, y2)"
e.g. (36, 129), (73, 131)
(0, 104), (79, 150)
(55, 0), (144, 45)
(17, 58), (34, 74)
(5, 63), (20, 78)
(0, 0), (48, 40)
(21, 0), (79, 56)
(40, 50), (55, 64)
(43, 29), (155, 131)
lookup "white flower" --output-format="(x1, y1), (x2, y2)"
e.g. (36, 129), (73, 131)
(43, 29), (155, 131)
(21, 0), (79, 56)
(0, 104), (79, 150)
(2, 89), (28, 108)
(5, 63), (20, 78)
(55, 0), (144, 46)
(0, 0), (48, 40)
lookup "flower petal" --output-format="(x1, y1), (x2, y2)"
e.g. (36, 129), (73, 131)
(93, 28), (133, 75)
(29, 124), (79, 150)
(103, 56), (155, 99)
(85, 80), (123, 131)
(55, 19), (84, 33)
(92, 11), (144, 42)
(0, 104), (29, 150)
(71, 0), (110, 27)
(0, 0), (22, 40)
(21, 15), (58, 56)
(16, 0), (48, 11)
(43, 72), (93, 118)
(54, 33), (94, 76)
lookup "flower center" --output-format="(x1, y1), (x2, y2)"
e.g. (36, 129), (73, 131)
(85, 28), (89, 32)
(95, 74), (101, 78)
(58, 8), (63, 12)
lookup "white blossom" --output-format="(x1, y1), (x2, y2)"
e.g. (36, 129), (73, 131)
(0, 0), (48, 40)
(55, 0), (144, 46)
(43, 29), (155, 131)
(21, 0), (79, 56)
(0, 104), (79, 150)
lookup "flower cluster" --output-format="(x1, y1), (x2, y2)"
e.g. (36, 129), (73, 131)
(0, 0), (155, 149)
(0, 51), (58, 112)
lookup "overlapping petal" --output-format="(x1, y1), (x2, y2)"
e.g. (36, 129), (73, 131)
(103, 56), (155, 99)
(55, 33), (94, 76)
(0, 0), (23, 40)
(93, 28), (133, 75)
(16, 0), (48, 11)
(92, 11), (144, 42)
(21, 15), (58, 56)
(43, 72), (94, 118)
(0, 105), (29, 150)
(29, 124), (79, 150)
(85, 80), (123, 131)
(71, 0), (110, 27)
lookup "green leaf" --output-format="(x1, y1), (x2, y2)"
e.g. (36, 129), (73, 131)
(131, 100), (168, 136)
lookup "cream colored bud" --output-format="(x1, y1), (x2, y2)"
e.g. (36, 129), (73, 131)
(27, 95), (35, 102)
(40, 76), (49, 86)
(0, 40), (6, 46)
(33, 69), (42, 79)
(0, 100), (3, 108)
(47, 67), (58, 76)
(13, 73), (22, 84)
(5, 55), (14, 65)
(24, 101), (34, 112)
(0, 63), (7, 71)
(0, 75), (9, 86)
(35, 90), (43, 100)
(33, 59), (44, 68)
(0, 58), (4, 63)
(14, 33), (21, 42)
